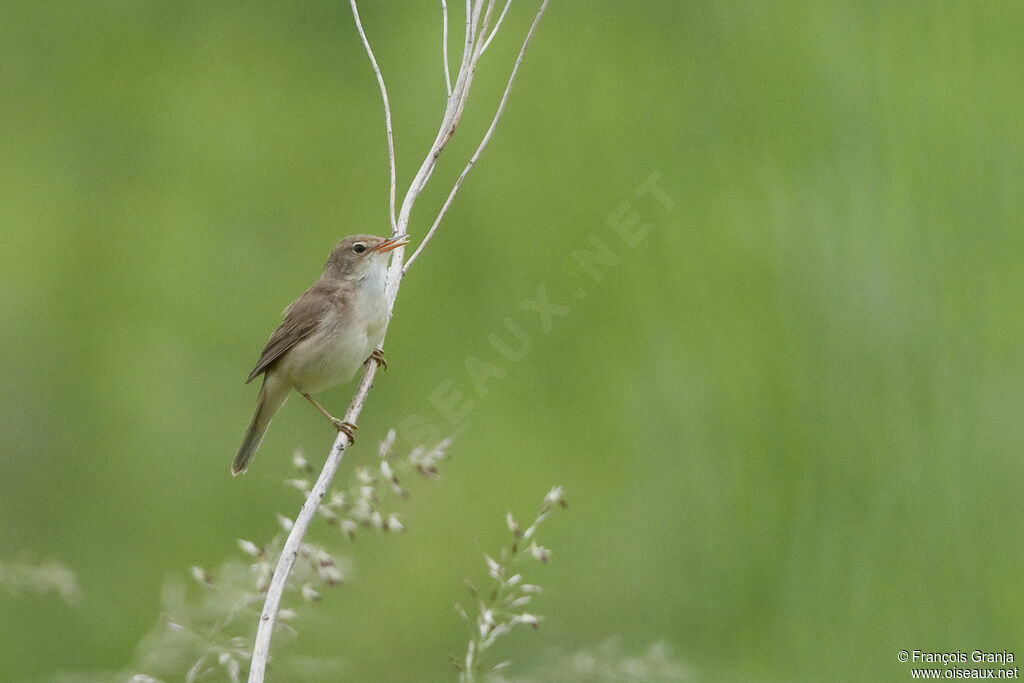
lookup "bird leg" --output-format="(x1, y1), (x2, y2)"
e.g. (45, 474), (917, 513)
(301, 393), (357, 443)
(367, 348), (387, 371)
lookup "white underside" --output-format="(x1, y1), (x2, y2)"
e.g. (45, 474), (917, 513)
(272, 272), (387, 394)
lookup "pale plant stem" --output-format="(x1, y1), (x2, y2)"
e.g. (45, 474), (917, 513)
(463, 0), (474, 71)
(442, 1), (452, 96)
(397, 3), (478, 239)
(406, 0), (550, 272)
(248, 370), (373, 682)
(478, 1), (499, 46)
(470, 0), (483, 44)
(456, 0), (495, 116)
(396, 0), (493, 240)
(247, 2), (550, 679)
(481, 0), (513, 54)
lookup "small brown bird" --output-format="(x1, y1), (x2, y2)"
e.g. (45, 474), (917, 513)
(233, 234), (408, 475)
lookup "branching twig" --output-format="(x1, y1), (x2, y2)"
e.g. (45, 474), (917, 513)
(406, 0), (550, 272)
(481, 0), (513, 54)
(246, 3), (550, 680)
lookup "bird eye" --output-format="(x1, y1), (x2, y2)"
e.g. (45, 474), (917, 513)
(353, 243), (367, 254)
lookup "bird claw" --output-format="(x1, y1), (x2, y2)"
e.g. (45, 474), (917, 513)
(367, 348), (387, 371)
(331, 418), (358, 443)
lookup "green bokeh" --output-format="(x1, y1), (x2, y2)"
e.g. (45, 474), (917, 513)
(2, 2), (1022, 681)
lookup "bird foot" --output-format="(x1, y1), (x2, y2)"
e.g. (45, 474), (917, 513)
(367, 348), (387, 371)
(331, 418), (358, 443)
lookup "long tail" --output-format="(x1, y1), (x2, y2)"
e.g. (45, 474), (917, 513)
(232, 377), (288, 475)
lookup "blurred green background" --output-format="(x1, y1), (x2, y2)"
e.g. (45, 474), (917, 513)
(3, 2), (1023, 681)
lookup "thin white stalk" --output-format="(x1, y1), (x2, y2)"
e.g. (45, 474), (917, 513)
(448, 0), (495, 136)
(247, 3), (550, 679)
(470, 0), (483, 43)
(395, 0), (492, 239)
(248, 362), (378, 682)
(405, 0), (550, 272)
(477, 1), (499, 62)
(350, 0), (398, 234)
(446, 0), (476, 128)
(478, 0), (499, 43)
(481, 0), (513, 54)
(442, 1), (452, 96)
(463, 0), (473, 68)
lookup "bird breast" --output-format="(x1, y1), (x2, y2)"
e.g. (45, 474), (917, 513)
(278, 273), (387, 394)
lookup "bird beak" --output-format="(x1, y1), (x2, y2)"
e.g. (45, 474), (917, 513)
(373, 234), (410, 253)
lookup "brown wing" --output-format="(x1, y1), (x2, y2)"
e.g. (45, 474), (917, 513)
(245, 286), (331, 383)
